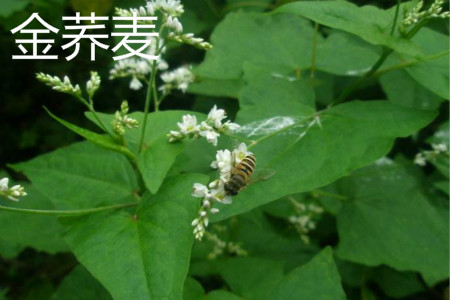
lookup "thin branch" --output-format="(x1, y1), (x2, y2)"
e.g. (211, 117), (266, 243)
(0, 202), (138, 217)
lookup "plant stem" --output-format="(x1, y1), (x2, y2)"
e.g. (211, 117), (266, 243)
(139, 38), (161, 153)
(374, 50), (450, 77)
(77, 95), (110, 134)
(390, 0), (401, 36)
(0, 202), (138, 217)
(330, 18), (428, 107)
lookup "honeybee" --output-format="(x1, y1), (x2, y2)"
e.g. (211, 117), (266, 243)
(224, 154), (257, 196)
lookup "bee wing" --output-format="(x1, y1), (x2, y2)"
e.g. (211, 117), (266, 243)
(249, 168), (276, 185)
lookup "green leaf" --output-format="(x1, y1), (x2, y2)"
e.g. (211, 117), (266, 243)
(188, 77), (243, 98)
(373, 266), (425, 299)
(183, 277), (205, 300)
(316, 31), (382, 76)
(273, 1), (421, 57)
(380, 69), (444, 110)
(196, 11), (316, 80)
(12, 141), (139, 210)
(51, 265), (112, 300)
(138, 137), (185, 194)
(220, 258), (285, 300)
(213, 101), (436, 221)
(0, 183), (68, 258)
(62, 174), (208, 300)
(237, 63), (316, 123)
(88, 110), (208, 194)
(202, 290), (244, 300)
(401, 28), (450, 100)
(0, 0), (29, 17)
(335, 162), (449, 285)
(45, 107), (137, 160)
(267, 247), (347, 300)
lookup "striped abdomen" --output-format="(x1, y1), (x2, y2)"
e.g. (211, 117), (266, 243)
(224, 154), (256, 196)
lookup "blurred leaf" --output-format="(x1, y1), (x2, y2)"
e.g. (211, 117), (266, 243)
(266, 247), (347, 300)
(237, 63), (315, 123)
(183, 277), (205, 300)
(138, 137), (185, 194)
(373, 266), (425, 299)
(212, 101), (436, 221)
(62, 174), (208, 300)
(202, 290), (244, 300)
(51, 265), (112, 300)
(401, 28), (450, 100)
(69, 0), (113, 16)
(274, 1), (421, 57)
(335, 163), (449, 285)
(380, 68), (444, 110)
(12, 141), (139, 209)
(188, 77), (243, 98)
(196, 12), (316, 80)
(220, 258), (285, 299)
(316, 31), (382, 76)
(0, 0), (29, 17)
(0, 184), (68, 258)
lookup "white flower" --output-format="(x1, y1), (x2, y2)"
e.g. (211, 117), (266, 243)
(207, 105), (227, 129)
(177, 115), (199, 135)
(0, 178), (9, 191)
(112, 101), (139, 136)
(414, 153), (427, 166)
(166, 16), (183, 32)
(211, 149), (232, 171)
(129, 77), (143, 90)
(151, 0), (184, 16)
(159, 66), (195, 95)
(222, 121), (241, 133)
(192, 183), (209, 198)
(432, 143), (448, 153)
(232, 143), (250, 163)
(36, 73), (81, 96)
(200, 130), (220, 146)
(86, 71), (101, 98)
(167, 32), (213, 50)
(0, 178), (27, 201)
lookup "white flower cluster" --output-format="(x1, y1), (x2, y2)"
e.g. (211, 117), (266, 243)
(111, 1), (212, 91)
(111, 101), (139, 136)
(205, 231), (248, 259)
(0, 178), (27, 201)
(168, 105), (240, 146)
(86, 71), (101, 98)
(191, 143), (251, 240)
(402, 0), (449, 26)
(109, 38), (169, 91)
(414, 143), (449, 166)
(159, 66), (195, 95)
(36, 73), (81, 97)
(288, 199), (324, 244)
(167, 32), (213, 50)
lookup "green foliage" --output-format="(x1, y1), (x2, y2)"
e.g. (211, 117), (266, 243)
(213, 101), (436, 221)
(62, 174), (208, 300)
(273, 1), (421, 57)
(335, 162), (449, 285)
(1, 0), (449, 300)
